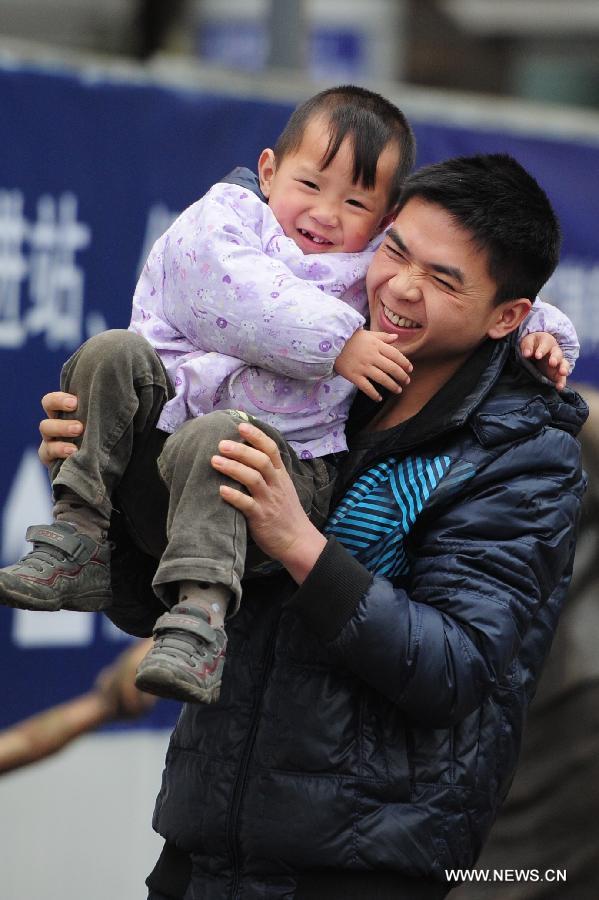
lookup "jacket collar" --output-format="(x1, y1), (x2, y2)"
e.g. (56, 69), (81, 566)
(218, 167), (267, 203)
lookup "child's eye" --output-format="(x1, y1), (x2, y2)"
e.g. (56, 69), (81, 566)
(300, 180), (318, 190)
(347, 198), (367, 210)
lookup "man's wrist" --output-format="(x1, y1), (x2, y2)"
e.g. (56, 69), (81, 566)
(289, 537), (374, 642)
(279, 527), (328, 585)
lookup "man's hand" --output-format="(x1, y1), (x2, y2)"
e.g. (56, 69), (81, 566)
(334, 328), (412, 401)
(38, 391), (83, 467)
(520, 332), (570, 391)
(211, 422), (327, 585)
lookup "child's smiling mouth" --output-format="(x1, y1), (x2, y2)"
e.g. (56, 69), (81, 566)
(298, 228), (333, 246)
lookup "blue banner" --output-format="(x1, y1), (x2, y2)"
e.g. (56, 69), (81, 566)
(1, 59), (598, 731)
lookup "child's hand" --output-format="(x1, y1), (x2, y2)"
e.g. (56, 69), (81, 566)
(520, 331), (570, 391)
(334, 328), (412, 401)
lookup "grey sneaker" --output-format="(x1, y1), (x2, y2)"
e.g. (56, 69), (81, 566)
(135, 604), (227, 704)
(0, 522), (112, 612)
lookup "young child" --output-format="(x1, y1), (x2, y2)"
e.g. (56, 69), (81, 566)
(0, 86), (577, 707)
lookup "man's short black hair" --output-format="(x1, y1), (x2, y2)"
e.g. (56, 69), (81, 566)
(273, 85), (416, 210)
(396, 153), (561, 304)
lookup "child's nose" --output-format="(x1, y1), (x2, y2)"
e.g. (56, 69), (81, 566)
(311, 202), (339, 228)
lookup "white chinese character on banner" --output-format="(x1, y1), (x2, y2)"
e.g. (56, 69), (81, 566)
(25, 192), (91, 349)
(0, 190), (28, 349)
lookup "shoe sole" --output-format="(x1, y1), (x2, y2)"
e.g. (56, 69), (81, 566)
(135, 661), (221, 705)
(0, 584), (112, 613)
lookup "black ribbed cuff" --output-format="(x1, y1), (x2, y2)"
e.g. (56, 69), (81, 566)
(288, 537), (373, 642)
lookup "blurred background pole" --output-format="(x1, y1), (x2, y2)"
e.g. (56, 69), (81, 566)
(131, 0), (188, 60)
(266, 0), (307, 71)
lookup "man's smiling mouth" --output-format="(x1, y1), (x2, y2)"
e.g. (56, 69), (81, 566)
(383, 304), (422, 329)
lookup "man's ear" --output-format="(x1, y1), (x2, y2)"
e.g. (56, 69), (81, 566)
(487, 298), (532, 340)
(258, 149), (276, 199)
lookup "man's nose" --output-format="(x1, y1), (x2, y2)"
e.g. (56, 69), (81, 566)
(388, 270), (422, 301)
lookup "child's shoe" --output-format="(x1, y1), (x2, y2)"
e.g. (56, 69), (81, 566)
(135, 604), (227, 704)
(0, 522), (112, 612)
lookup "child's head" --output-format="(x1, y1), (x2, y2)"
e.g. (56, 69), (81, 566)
(258, 85), (415, 255)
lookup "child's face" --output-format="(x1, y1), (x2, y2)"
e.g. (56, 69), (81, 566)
(258, 115), (399, 254)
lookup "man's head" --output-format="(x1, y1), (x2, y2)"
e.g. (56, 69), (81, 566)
(366, 153), (561, 376)
(396, 153), (561, 304)
(258, 85), (415, 254)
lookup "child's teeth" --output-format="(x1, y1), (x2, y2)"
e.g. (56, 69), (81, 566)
(300, 229), (329, 244)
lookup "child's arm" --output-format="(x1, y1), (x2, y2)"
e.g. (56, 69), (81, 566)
(518, 298), (579, 390)
(146, 184), (369, 382)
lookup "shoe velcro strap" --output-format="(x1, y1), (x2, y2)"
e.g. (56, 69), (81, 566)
(153, 611), (217, 644)
(25, 525), (87, 561)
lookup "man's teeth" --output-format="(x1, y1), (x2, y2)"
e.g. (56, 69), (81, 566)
(383, 305), (421, 329)
(299, 229), (330, 245)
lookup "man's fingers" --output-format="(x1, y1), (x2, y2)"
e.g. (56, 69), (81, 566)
(236, 422), (285, 470)
(38, 440), (77, 466)
(212, 454), (267, 494)
(38, 414), (82, 468)
(39, 417), (82, 440)
(41, 391), (78, 418)
(219, 484), (255, 513)
(217, 438), (275, 482)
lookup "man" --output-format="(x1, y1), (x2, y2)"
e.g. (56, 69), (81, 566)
(38, 154), (586, 899)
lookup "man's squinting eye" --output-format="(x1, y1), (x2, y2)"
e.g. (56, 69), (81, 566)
(385, 241), (405, 258)
(434, 276), (456, 291)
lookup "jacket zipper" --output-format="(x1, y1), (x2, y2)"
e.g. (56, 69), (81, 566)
(226, 606), (280, 899)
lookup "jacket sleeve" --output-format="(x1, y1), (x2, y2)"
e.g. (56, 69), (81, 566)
(519, 297), (580, 371)
(157, 184), (367, 381)
(289, 430), (584, 727)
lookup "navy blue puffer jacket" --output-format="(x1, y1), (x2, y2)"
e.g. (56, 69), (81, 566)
(149, 338), (587, 899)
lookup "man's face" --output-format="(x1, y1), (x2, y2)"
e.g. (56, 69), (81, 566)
(366, 196), (509, 369)
(259, 115), (399, 254)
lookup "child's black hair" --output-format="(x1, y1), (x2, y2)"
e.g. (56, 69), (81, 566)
(274, 85), (416, 210)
